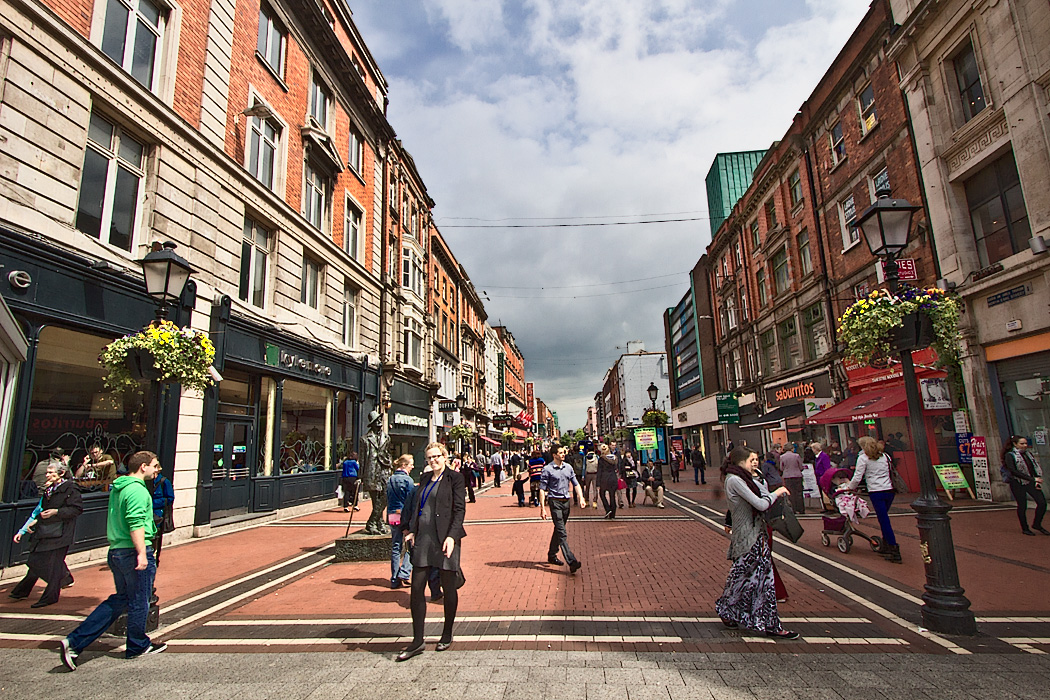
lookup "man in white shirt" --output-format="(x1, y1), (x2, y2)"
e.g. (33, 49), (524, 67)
(491, 450), (504, 488)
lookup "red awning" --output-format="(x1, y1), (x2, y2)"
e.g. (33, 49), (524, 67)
(478, 435), (500, 446)
(806, 388), (908, 425)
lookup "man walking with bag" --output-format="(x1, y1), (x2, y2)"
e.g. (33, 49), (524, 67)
(60, 451), (165, 670)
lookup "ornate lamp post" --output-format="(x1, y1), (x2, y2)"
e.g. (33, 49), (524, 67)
(140, 242), (194, 321)
(856, 192), (977, 636)
(455, 392), (467, 455)
(647, 382), (658, 411)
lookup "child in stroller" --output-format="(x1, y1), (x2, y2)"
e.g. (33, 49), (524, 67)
(819, 467), (882, 554)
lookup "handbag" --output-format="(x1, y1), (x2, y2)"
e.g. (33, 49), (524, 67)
(34, 519), (63, 539)
(617, 478), (626, 490)
(889, 464), (908, 494)
(763, 499), (804, 543)
(161, 505), (176, 534)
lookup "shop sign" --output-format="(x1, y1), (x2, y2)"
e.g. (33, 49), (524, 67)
(765, 373), (833, 408)
(497, 353), (505, 404)
(492, 413), (514, 428)
(438, 400), (457, 412)
(804, 397), (835, 418)
(920, 378), (952, 410)
(1034, 428), (1048, 446)
(265, 343), (332, 377)
(877, 258), (918, 282)
(933, 463), (971, 491)
(952, 409), (970, 434)
(442, 411), (455, 426)
(393, 413), (428, 428)
(716, 393), (739, 423)
(677, 411), (688, 423)
(525, 382), (534, 418)
(987, 283), (1031, 308)
(634, 428), (658, 450)
(955, 432), (973, 464)
(846, 347), (940, 389)
(971, 437), (993, 502)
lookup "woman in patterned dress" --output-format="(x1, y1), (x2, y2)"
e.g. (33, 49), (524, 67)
(715, 446), (798, 640)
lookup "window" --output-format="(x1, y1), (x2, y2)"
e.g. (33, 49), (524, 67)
(788, 169), (803, 207)
(348, 127), (363, 173)
(300, 254), (322, 309)
(750, 219), (760, 249)
(342, 286), (358, 347)
(239, 218), (270, 308)
(756, 268), (767, 307)
(739, 286), (749, 322)
(778, 316), (801, 371)
(402, 248), (424, 298)
(256, 4), (286, 77)
(404, 318), (423, 369)
(75, 111), (145, 252)
(101, 0), (166, 90)
(854, 281), (871, 300)
(724, 295), (737, 331)
(248, 112), (280, 190)
(764, 199), (778, 230)
(840, 194), (859, 247)
(802, 304), (828, 361)
(344, 198), (362, 260)
(871, 167), (890, 197)
(952, 39), (986, 124)
(965, 151), (1030, 267)
(309, 73), (331, 130)
(771, 247), (790, 296)
(734, 242), (742, 268)
(797, 229), (812, 276)
(759, 329), (776, 376)
(732, 348), (743, 387)
(858, 83), (877, 134)
(303, 163), (329, 231)
(829, 121), (846, 164)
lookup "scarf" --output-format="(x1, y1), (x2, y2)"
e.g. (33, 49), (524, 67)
(1013, 449), (1042, 479)
(724, 465), (761, 497)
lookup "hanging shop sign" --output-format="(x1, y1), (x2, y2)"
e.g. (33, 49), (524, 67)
(920, 378), (952, 410)
(765, 373), (833, 409)
(804, 397), (835, 418)
(716, 393), (739, 423)
(526, 382), (535, 418)
(438, 400), (458, 412)
(497, 353), (506, 404)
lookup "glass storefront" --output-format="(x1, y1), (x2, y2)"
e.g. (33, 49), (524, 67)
(20, 326), (149, 497)
(998, 351), (1050, 481)
(279, 379), (332, 473)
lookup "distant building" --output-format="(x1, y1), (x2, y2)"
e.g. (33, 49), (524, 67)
(705, 151), (768, 236)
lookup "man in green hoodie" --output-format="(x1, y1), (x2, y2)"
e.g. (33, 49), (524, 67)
(61, 451), (166, 670)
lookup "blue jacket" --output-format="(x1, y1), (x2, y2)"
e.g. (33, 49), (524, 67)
(151, 474), (175, 521)
(341, 459), (360, 479)
(386, 470), (416, 515)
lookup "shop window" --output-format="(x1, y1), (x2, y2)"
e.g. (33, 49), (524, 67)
(839, 194), (859, 248)
(802, 303), (828, 361)
(858, 83), (877, 134)
(759, 328), (776, 376)
(300, 253), (322, 309)
(778, 316), (801, 371)
(20, 326), (149, 496)
(951, 38), (986, 124)
(280, 379), (332, 472)
(100, 0), (167, 91)
(239, 217), (271, 308)
(797, 229), (812, 276)
(771, 247), (790, 296)
(302, 162), (330, 232)
(76, 110), (145, 252)
(789, 169), (803, 207)
(334, 390), (359, 465)
(256, 3), (286, 79)
(342, 285), (358, 347)
(217, 369), (255, 416)
(348, 127), (363, 174)
(247, 111), (281, 191)
(829, 121), (846, 165)
(344, 198), (363, 260)
(965, 150), (1030, 267)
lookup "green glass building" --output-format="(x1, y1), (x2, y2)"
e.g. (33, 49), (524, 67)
(705, 150), (767, 236)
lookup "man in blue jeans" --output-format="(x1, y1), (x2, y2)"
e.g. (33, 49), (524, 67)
(61, 451), (166, 670)
(386, 454), (416, 588)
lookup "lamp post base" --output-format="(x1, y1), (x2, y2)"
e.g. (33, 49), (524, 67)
(912, 495), (978, 636)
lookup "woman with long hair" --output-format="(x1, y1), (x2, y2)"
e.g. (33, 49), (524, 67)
(848, 436), (900, 561)
(715, 446), (797, 639)
(621, 450), (639, 508)
(397, 442), (466, 661)
(1001, 435), (1047, 536)
(596, 444), (620, 518)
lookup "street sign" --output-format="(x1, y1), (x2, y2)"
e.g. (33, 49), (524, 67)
(716, 393), (739, 423)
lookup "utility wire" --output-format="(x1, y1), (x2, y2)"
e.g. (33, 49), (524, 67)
(440, 216), (709, 229)
(438, 209), (708, 223)
(479, 270), (689, 290)
(488, 282), (684, 299)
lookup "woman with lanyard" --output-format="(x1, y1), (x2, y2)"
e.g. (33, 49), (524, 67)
(397, 442), (466, 661)
(1001, 435), (1047, 536)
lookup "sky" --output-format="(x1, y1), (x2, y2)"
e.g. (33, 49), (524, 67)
(347, 0), (872, 430)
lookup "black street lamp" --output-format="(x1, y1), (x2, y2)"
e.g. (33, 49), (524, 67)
(455, 392), (467, 455)
(857, 191), (977, 636)
(140, 242), (194, 320)
(647, 382), (659, 411)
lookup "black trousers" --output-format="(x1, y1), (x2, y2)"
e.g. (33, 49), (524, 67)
(599, 486), (617, 516)
(409, 566), (458, 645)
(493, 466), (501, 487)
(1010, 479), (1047, 530)
(512, 479), (526, 504)
(11, 546), (72, 604)
(547, 499), (578, 565)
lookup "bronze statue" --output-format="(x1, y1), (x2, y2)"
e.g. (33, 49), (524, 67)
(360, 409), (393, 535)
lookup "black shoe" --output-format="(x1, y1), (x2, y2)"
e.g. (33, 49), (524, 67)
(568, 560), (582, 574)
(31, 599), (55, 608)
(391, 579), (403, 589)
(396, 643), (425, 661)
(547, 556), (564, 566)
(128, 642), (167, 659)
(61, 576), (74, 589)
(8, 593), (28, 600)
(1022, 529), (1036, 536)
(436, 639), (452, 652)
(766, 629), (799, 640)
(1035, 527), (1050, 535)
(720, 618), (738, 629)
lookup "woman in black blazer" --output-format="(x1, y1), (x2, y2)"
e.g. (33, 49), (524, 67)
(397, 441), (466, 661)
(10, 463), (83, 607)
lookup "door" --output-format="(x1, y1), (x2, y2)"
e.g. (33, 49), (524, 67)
(211, 418), (254, 519)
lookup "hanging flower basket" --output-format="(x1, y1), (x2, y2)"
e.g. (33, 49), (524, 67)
(837, 287), (960, 368)
(99, 320), (216, 394)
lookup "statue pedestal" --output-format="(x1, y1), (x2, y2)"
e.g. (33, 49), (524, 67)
(334, 530), (390, 562)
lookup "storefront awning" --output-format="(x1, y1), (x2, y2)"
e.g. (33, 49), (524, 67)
(478, 435), (500, 446)
(806, 388), (908, 424)
(738, 403), (805, 429)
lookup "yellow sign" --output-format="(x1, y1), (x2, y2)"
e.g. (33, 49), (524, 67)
(634, 428), (658, 450)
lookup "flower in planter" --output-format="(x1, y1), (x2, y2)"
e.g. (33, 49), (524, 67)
(838, 287), (960, 368)
(99, 320), (216, 394)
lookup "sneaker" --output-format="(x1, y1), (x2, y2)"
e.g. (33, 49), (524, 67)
(129, 642), (167, 659)
(60, 638), (78, 671)
(765, 630), (799, 640)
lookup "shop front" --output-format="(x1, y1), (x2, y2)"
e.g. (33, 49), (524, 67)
(987, 337), (1050, 481)
(739, 370), (836, 452)
(389, 379), (431, 479)
(807, 349), (955, 492)
(195, 297), (379, 526)
(0, 231), (187, 567)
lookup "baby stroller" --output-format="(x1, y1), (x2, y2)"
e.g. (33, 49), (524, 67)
(818, 467), (883, 554)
